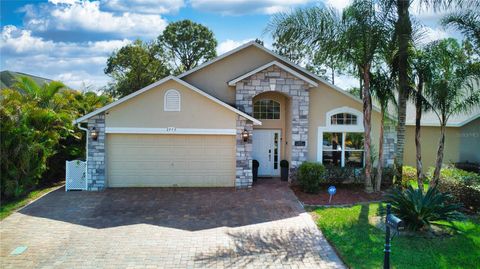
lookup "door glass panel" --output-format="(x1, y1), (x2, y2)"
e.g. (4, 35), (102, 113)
(273, 132), (279, 169)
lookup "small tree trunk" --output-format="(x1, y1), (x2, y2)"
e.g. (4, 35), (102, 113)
(359, 70), (363, 99)
(415, 80), (425, 192)
(430, 124), (446, 187)
(362, 66), (373, 193)
(375, 108), (385, 192)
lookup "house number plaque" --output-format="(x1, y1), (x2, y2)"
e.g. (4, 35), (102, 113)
(166, 127), (176, 133)
(294, 141), (306, 146)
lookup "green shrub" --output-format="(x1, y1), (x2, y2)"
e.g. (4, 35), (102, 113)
(431, 166), (480, 184)
(402, 166), (417, 187)
(434, 166), (480, 213)
(298, 162), (326, 193)
(323, 165), (362, 184)
(385, 186), (465, 231)
(372, 167), (395, 188)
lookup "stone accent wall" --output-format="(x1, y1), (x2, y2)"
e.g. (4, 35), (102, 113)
(382, 124), (396, 167)
(235, 115), (254, 188)
(87, 114), (106, 190)
(235, 65), (311, 183)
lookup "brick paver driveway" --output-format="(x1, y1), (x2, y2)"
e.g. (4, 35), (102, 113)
(1, 179), (345, 269)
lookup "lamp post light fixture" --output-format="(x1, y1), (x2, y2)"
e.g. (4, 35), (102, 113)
(242, 129), (250, 142)
(90, 127), (98, 141)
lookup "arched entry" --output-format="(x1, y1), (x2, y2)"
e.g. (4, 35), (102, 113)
(252, 92), (289, 176)
(231, 63), (315, 185)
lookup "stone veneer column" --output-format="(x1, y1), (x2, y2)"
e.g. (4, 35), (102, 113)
(235, 115), (254, 188)
(235, 65), (310, 183)
(382, 124), (397, 167)
(87, 114), (106, 190)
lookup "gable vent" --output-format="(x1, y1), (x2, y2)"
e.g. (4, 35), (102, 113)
(164, 89), (181, 111)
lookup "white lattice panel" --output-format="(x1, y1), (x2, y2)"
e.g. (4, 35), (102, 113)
(66, 160), (87, 191)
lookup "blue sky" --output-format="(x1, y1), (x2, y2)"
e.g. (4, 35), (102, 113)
(1, 0), (461, 90)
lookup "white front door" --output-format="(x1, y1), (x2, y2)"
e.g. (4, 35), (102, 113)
(252, 130), (281, 176)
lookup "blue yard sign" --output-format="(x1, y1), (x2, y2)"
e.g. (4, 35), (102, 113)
(328, 186), (336, 204)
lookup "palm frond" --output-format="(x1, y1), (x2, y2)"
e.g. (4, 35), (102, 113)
(442, 10), (480, 51)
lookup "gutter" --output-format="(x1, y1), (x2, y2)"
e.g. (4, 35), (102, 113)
(77, 123), (89, 190)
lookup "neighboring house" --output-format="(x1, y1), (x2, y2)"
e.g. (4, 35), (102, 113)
(403, 104), (480, 169)
(73, 42), (390, 190)
(0, 70), (53, 89)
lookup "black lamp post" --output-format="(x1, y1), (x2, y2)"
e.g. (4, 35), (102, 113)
(384, 203), (404, 269)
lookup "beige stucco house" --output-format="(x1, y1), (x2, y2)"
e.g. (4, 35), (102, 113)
(76, 41), (478, 190)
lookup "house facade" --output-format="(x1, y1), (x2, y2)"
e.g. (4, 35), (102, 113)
(75, 41), (396, 190)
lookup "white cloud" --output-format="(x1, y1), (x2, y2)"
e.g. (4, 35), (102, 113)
(420, 26), (451, 44)
(410, 1), (454, 21)
(1, 25), (131, 90)
(335, 74), (358, 90)
(217, 38), (255, 54)
(23, 0), (168, 39)
(323, 0), (350, 10)
(190, 0), (311, 15)
(101, 0), (185, 14)
(1, 25), (55, 54)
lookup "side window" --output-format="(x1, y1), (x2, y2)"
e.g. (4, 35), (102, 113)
(164, 89), (181, 111)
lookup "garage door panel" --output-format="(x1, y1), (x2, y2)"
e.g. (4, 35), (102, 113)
(106, 134), (235, 187)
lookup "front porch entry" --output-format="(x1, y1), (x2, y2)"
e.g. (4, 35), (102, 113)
(253, 129), (281, 176)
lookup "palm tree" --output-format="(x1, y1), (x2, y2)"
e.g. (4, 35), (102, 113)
(13, 76), (66, 109)
(371, 69), (397, 192)
(411, 47), (433, 192)
(267, 0), (388, 192)
(423, 38), (480, 186)
(381, 0), (467, 186)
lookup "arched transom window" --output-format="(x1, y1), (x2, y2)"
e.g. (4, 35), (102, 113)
(331, 113), (357, 125)
(253, 99), (280, 119)
(164, 89), (181, 111)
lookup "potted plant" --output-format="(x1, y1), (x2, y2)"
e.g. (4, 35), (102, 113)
(253, 160), (259, 182)
(280, 160), (289, 181)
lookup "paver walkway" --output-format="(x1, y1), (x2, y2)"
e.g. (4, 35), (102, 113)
(0, 179), (345, 269)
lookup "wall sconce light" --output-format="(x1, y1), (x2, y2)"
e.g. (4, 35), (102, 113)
(242, 129), (250, 142)
(90, 127), (98, 141)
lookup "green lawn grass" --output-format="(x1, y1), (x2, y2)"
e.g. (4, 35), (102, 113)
(0, 183), (63, 220)
(312, 203), (480, 269)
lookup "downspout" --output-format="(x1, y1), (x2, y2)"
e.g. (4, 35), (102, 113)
(77, 123), (89, 190)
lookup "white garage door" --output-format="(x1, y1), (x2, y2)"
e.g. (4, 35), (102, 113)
(106, 134), (236, 187)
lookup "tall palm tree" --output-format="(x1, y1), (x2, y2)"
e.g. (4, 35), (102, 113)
(411, 46), (433, 192)
(267, 0), (388, 192)
(423, 38), (480, 186)
(381, 0), (467, 186)
(371, 69), (397, 191)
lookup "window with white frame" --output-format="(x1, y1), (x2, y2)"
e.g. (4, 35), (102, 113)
(164, 89), (181, 111)
(318, 107), (365, 167)
(331, 113), (357, 125)
(322, 132), (364, 167)
(253, 99), (280, 119)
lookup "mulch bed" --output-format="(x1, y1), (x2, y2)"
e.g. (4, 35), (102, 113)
(291, 184), (385, 206)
